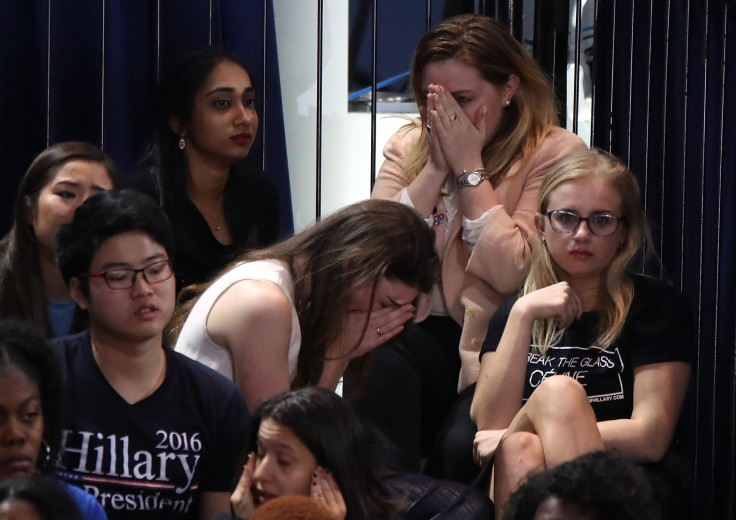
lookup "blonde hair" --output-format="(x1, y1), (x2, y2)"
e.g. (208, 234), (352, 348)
(524, 148), (652, 354)
(402, 14), (558, 185)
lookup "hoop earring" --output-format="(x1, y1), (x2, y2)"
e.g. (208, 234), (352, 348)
(178, 137), (186, 150)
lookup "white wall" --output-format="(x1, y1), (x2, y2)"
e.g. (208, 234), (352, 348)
(273, 0), (413, 232)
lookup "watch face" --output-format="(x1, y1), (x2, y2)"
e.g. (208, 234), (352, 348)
(467, 172), (482, 185)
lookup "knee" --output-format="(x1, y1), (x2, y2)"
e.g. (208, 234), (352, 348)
(496, 431), (544, 464)
(528, 375), (591, 420)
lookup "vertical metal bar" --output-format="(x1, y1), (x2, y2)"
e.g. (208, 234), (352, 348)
(696, 0), (713, 516)
(572, 0), (582, 135)
(156, 0), (161, 82)
(606, 0), (616, 150)
(679, 1), (690, 291)
(46, 0), (52, 146)
(208, 0), (213, 45)
(508, 0), (514, 36)
(714, 4), (729, 511)
(658, 0), (671, 277)
(625, 0), (634, 162)
(426, 0), (432, 31)
(369, 0), (378, 189)
(641, 0), (653, 245)
(101, 0), (106, 148)
(315, 0), (323, 219)
(261, 0), (268, 170)
(590, 0), (597, 146)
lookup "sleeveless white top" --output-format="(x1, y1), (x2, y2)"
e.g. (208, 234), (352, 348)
(174, 259), (301, 382)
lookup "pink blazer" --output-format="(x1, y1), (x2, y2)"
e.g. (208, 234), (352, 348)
(372, 125), (586, 391)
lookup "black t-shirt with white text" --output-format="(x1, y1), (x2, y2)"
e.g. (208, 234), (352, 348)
(53, 331), (250, 520)
(480, 274), (693, 422)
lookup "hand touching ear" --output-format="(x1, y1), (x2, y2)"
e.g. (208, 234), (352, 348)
(310, 467), (346, 520)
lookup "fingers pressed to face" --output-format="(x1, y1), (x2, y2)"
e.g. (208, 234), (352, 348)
(311, 468), (346, 520)
(230, 453), (257, 518)
(369, 304), (415, 335)
(428, 85), (465, 128)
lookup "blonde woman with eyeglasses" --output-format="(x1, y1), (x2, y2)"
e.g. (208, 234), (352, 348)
(470, 148), (693, 519)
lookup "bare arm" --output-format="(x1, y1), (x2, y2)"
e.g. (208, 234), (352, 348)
(471, 283), (583, 429)
(206, 280), (293, 410)
(598, 361), (691, 462)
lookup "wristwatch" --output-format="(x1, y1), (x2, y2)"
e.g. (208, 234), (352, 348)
(457, 168), (489, 189)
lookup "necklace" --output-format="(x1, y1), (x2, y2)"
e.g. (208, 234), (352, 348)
(193, 200), (225, 233)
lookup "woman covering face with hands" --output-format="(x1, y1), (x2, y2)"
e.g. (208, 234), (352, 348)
(470, 149), (693, 519)
(172, 200), (439, 410)
(355, 13), (586, 478)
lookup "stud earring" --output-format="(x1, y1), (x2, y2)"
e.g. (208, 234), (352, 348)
(40, 439), (51, 468)
(178, 137), (186, 150)
(504, 99), (511, 106)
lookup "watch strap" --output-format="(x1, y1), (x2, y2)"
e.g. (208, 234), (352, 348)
(457, 168), (489, 189)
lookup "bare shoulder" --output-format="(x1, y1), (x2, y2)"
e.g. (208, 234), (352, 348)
(206, 280), (293, 343)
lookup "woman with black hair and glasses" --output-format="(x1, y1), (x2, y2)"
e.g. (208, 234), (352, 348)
(470, 148), (693, 519)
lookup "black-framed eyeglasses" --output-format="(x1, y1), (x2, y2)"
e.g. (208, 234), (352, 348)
(544, 210), (623, 237)
(81, 260), (174, 290)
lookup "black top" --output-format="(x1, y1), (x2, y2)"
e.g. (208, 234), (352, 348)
(52, 330), (250, 520)
(123, 161), (280, 289)
(480, 274), (693, 422)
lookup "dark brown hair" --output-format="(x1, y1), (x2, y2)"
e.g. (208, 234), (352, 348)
(171, 199), (440, 388)
(0, 142), (119, 337)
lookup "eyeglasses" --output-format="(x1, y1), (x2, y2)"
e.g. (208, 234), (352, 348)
(544, 210), (622, 237)
(82, 260), (174, 290)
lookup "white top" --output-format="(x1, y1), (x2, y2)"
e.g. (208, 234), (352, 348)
(174, 259), (302, 382)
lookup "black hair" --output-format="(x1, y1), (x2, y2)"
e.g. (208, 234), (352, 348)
(0, 319), (65, 472)
(503, 450), (661, 520)
(138, 46), (251, 209)
(0, 475), (83, 520)
(251, 388), (396, 520)
(55, 190), (174, 296)
(134, 46), (279, 263)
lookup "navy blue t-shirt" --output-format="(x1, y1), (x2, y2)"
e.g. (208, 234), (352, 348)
(53, 331), (250, 520)
(480, 275), (693, 422)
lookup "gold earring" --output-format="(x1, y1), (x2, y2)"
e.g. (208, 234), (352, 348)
(178, 137), (186, 150)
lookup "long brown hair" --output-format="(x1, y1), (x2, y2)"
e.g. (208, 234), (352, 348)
(403, 13), (558, 185)
(171, 199), (440, 388)
(0, 142), (119, 337)
(524, 149), (652, 354)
